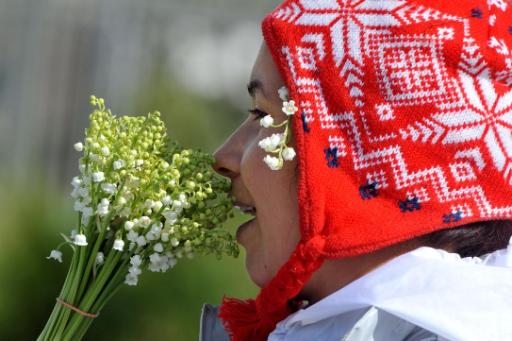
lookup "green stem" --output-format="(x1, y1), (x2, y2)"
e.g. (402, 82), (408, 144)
(71, 261), (129, 340)
(94, 258), (128, 305)
(37, 247), (79, 341)
(52, 245), (87, 339)
(48, 249), (81, 340)
(271, 119), (288, 128)
(76, 216), (109, 301)
(61, 250), (122, 340)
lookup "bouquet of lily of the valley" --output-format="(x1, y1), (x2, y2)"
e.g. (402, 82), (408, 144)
(38, 96), (238, 341)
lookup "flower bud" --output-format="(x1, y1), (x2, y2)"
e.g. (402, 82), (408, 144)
(74, 142), (84, 152)
(124, 221), (135, 231)
(154, 243), (164, 253)
(71, 177), (82, 188)
(95, 252), (105, 265)
(138, 216), (151, 228)
(162, 196), (172, 206)
(145, 199), (155, 209)
(161, 232), (169, 242)
(149, 200), (161, 211)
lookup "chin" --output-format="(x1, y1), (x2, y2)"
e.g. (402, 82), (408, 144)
(245, 259), (271, 288)
(249, 275), (269, 289)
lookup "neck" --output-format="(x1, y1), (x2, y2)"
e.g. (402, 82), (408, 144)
(299, 240), (423, 305)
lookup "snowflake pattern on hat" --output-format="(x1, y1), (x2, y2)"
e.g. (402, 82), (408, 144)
(266, 0), (512, 230)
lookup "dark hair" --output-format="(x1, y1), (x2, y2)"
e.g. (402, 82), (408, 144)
(415, 220), (512, 257)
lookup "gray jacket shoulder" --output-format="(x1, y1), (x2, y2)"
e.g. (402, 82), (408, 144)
(199, 304), (230, 341)
(404, 327), (445, 341)
(199, 304), (444, 341)
(342, 307), (446, 341)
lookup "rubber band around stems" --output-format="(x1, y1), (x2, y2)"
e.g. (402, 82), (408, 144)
(56, 297), (99, 318)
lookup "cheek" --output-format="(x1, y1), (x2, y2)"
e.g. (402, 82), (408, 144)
(241, 133), (273, 191)
(241, 127), (300, 230)
(240, 135), (301, 285)
(241, 138), (284, 214)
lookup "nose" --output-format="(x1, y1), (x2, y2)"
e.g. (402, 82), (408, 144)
(212, 131), (242, 180)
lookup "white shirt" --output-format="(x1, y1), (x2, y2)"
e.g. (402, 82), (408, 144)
(268, 238), (512, 341)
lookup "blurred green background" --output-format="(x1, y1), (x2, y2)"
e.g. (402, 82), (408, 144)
(0, 0), (279, 339)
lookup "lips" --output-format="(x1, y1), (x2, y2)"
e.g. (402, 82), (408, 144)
(236, 217), (256, 243)
(233, 198), (257, 242)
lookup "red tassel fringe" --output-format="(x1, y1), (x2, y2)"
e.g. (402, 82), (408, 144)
(219, 236), (326, 340)
(219, 297), (276, 341)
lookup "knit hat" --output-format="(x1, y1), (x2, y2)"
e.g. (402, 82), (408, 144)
(220, 1), (512, 340)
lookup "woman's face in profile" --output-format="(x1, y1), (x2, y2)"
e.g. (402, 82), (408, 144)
(213, 42), (301, 287)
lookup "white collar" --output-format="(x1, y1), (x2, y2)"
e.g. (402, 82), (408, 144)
(282, 238), (512, 340)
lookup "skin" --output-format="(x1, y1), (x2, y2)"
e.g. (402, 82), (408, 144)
(213, 42), (423, 304)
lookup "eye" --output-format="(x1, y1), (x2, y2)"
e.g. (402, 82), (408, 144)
(247, 108), (268, 120)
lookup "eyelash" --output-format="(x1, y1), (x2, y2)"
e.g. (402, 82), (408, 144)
(247, 108), (268, 120)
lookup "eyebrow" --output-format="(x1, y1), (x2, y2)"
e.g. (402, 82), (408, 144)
(247, 79), (264, 98)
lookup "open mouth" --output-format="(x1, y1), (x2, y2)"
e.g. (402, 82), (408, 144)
(234, 203), (257, 216)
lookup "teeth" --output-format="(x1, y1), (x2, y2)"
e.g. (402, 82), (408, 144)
(234, 205), (256, 215)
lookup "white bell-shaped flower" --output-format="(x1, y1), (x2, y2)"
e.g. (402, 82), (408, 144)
(278, 86), (289, 101)
(282, 147), (296, 161)
(260, 116), (274, 128)
(130, 254), (142, 267)
(124, 273), (139, 286)
(113, 159), (125, 170)
(71, 177), (82, 188)
(92, 172), (105, 183)
(46, 250), (63, 263)
(282, 100), (299, 116)
(263, 155), (282, 171)
(101, 183), (117, 194)
(153, 243), (164, 253)
(113, 239), (125, 251)
(74, 233), (88, 246)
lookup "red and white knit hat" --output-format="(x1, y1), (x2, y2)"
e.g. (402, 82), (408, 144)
(220, 1), (512, 340)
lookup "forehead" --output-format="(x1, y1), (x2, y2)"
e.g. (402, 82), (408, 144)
(250, 42), (285, 102)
